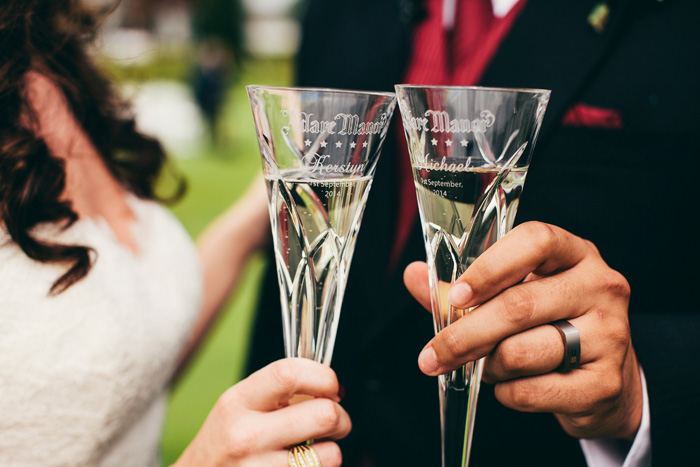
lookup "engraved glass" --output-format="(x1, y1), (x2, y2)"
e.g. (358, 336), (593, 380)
(395, 85), (550, 467)
(248, 86), (396, 365)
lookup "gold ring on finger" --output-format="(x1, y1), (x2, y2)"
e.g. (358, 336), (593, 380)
(288, 444), (321, 467)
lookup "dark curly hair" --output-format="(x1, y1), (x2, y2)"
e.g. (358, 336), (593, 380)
(0, 0), (183, 294)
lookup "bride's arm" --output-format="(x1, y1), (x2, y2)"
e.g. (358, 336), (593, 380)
(177, 175), (271, 368)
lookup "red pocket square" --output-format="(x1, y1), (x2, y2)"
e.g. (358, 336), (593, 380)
(562, 103), (623, 129)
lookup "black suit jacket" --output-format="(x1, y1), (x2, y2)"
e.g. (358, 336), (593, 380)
(247, 1), (700, 465)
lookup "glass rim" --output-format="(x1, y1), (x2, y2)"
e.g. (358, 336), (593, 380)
(394, 84), (551, 95)
(247, 85), (395, 98)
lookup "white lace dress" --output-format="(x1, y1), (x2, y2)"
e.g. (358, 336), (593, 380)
(0, 196), (202, 466)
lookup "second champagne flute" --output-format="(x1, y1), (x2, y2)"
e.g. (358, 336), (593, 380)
(396, 84), (550, 467)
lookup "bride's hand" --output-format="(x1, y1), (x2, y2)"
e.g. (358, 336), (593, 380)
(173, 358), (350, 466)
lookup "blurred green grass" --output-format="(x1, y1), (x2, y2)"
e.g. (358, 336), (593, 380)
(159, 57), (293, 465)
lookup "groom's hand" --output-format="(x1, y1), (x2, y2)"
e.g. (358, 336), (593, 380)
(404, 222), (643, 440)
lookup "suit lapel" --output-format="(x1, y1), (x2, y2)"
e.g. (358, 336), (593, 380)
(480, 0), (634, 141)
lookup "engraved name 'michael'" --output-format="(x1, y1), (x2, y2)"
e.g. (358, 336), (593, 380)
(301, 153), (366, 175)
(282, 111), (388, 136)
(403, 109), (496, 134)
(416, 156), (471, 173)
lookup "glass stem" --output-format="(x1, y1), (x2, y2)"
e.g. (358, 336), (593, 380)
(439, 357), (484, 467)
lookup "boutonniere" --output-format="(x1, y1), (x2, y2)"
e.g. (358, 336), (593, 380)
(588, 2), (610, 33)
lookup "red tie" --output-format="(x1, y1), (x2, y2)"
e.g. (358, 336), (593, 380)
(389, 0), (526, 271)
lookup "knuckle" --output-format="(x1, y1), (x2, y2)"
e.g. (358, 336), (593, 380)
(599, 269), (631, 299)
(323, 368), (340, 393)
(218, 386), (236, 406)
(598, 373), (623, 403)
(514, 221), (541, 236)
(609, 319), (631, 350)
(593, 309), (631, 353)
(470, 255), (496, 284)
(313, 400), (341, 430)
(216, 386), (241, 415)
(583, 239), (600, 255)
(561, 414), (597, 438)
(481, 365), (496, 384)
(494, 339), (531, 374)
(440, 325), (467, 360)
(497, 287), (536, 327)
(522, 222), (559, 255)
(323, 443), (343, 467)
(268, 359), (296, 392)
(504, 382), (539, 411)
(226, 426), (256, 458)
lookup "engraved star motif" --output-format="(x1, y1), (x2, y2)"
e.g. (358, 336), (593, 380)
(335, 141), (343, 148)
(320, 141), (328, 148)
(362, 141), (368, 148)
(350, 142), (357, 149)
(431, 138), (438, 146)
(460, 139), (469, 147)
(445, 140), (453, 147)
(304, 139), (311, 147)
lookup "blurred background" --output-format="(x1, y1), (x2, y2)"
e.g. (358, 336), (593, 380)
(88, 0), (302, 462)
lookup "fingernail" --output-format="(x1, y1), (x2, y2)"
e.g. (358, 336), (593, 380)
(448, 282), (473, 307)
(418, 346), (439, 375)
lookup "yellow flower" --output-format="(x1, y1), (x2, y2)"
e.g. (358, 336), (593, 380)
(588, 2), (610, 33)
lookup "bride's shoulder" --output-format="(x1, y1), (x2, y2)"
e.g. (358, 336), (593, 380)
(0, 223), (69, 298)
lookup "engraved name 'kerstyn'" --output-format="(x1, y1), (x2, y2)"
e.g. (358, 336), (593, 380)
(281, 111), (389, 136)
(403, 109), (496, 134)
(301, 153), (366, 175)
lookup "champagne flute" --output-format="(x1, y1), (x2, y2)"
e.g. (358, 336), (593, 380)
(248, 86), (396, 367)
(395, 85), (550, 467)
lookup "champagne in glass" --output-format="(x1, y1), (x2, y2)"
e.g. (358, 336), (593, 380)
(248, 86), (396, 366)
(395, 85), (550, 467)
